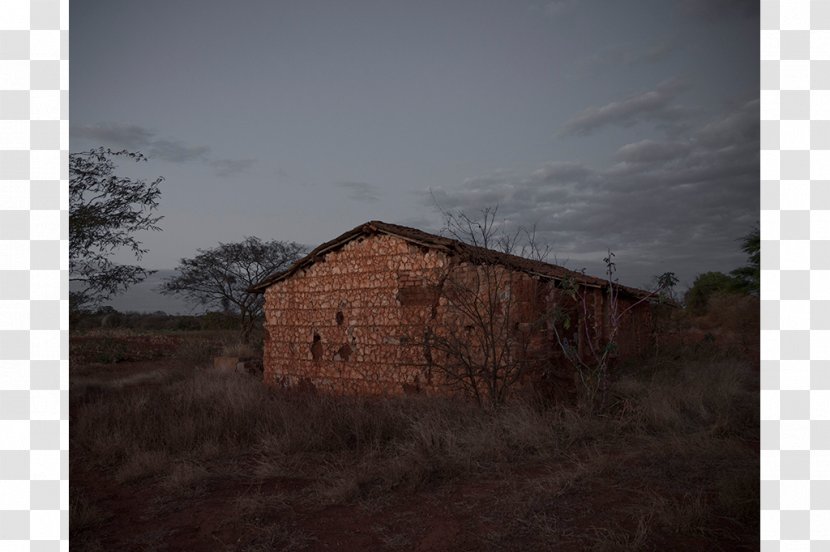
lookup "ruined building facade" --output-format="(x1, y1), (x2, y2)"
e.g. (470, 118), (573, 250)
(250, 221), (655, 400)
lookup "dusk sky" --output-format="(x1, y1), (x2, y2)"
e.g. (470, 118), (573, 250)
(71, 0), (759, 309)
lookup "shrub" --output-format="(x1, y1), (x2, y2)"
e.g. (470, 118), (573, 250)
(221, 341), (260, 358)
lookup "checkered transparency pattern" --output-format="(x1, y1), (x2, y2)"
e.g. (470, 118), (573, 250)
(0, 0), (68, 551)
(761, 0), (830, 549)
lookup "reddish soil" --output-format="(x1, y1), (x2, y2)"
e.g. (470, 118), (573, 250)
(71, 356), (758, 551)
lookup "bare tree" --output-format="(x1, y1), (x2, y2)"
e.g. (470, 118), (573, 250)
(438, 204), (551, 262)
(424, 261), (544, 406)
(421, 206), (552, 406)
(429, 204), (674, 409)
(162, 237), (306, 343)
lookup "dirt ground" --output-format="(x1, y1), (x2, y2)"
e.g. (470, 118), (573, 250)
(70, 333), (758, 552)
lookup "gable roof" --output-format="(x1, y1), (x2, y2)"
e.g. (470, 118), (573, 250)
(248, 220), (654, 299)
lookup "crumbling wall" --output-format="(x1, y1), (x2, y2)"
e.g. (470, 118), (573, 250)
(613, 294), (655, 360)
(262, 233), (654, 398)
(263, 234), (449, 395)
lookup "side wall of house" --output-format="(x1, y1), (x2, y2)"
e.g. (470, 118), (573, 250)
(262, 234), (449, 395)
(262, 233), (655, 397)
(613, 295), (655, 360)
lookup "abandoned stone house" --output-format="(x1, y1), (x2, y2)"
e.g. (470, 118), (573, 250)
(249, 221), (656, 400)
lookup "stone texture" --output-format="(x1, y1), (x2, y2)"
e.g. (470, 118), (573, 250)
(261, 233), (653, 399)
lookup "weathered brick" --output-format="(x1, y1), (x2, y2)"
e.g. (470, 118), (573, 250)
(258, 227), (655, 400)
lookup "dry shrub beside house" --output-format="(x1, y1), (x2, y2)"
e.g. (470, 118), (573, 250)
(249, 221), (656, 401)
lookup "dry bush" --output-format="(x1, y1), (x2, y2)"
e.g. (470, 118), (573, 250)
(221, 341), (260, 358)
(589, 514), (653, 552)
(612, 357), (757, 436)
(696, 293), (759, 332)
(311, 400), (620, 504)
(73, 356), (756, 491)
(174, 336), (221, 365)
(238, 522), (315, 552)
(157, 461), (211, 498)
(234, 488), (291, 522)
(459, 355), (758, 550)
(114, 450), (172, 483)
(69, 492), (111, 534)
(71, 350), (758, 549)
(654, 292), (759, 362)
(73, 369), (584, 502)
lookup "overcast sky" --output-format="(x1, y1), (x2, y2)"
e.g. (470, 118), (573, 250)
(71, 0), (758, 301)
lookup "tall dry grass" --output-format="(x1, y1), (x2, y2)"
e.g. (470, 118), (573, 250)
(72, 355), (756, 481)
(71, 351), (758, 548)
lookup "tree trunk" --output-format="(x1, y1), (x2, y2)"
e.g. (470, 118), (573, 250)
(240, 311), (253, 344)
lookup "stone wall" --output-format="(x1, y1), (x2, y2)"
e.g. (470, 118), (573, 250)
(262, 233), (653, 398)
(263, 234), (447, 395)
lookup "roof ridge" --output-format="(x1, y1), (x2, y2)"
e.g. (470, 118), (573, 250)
(248, 220), (653, 299)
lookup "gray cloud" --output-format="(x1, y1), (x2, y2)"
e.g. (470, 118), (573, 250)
(70, 122), (155, 151)
(583, 39), (679, 71)
(210, 158), (258, 177)
(145, 140), (209, 163)
(560, 78), (692, 137)
(335, 181), (382, 203)
(426, 99), (759, 288)
(614, 139), (692, 164)
(679, 0), (759, 20)
(70, 122), (254, 176)
(541, 0), (578, 17)
(629, 40), (679, 65)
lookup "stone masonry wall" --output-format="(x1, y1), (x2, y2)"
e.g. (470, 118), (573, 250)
(262, 233), (653, 398)
(263, 234), (448, 395)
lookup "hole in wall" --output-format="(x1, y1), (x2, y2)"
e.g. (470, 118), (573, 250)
(336, 343), (351, 361)
(311, 332), (323, 360)
(336, 311), (344, 325)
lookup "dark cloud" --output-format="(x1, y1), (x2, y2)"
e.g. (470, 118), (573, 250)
(426, 99), (759, 288)
(335, 181), (382, 203)
(560, 78), (692, 137)
(70, 122), (253, 176)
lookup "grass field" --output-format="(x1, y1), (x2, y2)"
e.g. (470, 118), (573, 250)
(70, 316), (758, 551)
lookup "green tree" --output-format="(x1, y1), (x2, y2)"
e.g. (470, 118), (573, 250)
(684, 271), (741, 314)
(162, 237), (306, 343)
(552, 252), (676, 412)
(730, 226), (760, 294)
(69, 148), (163, 310)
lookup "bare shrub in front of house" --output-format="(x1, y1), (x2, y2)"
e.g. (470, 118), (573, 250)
(551, 252), (678, 412)
(424, 261), (543, 406)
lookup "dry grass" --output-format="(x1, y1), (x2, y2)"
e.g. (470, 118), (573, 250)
(234, 488), (291, 522)
(174, 337), (219, 365)
(237, 522), (316, 552)
(71, 349), (758, 549)
(613, 357), (757, 435)
(69, 492), (112, 534)
(220, 341), (260, 358)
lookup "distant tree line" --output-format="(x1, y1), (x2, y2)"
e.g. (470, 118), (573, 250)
(683, 227), (759, 315)
(71, 307), (242, 333)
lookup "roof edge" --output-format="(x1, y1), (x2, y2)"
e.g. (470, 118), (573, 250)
(247, 220), (655, 300)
